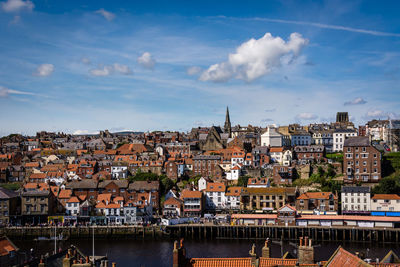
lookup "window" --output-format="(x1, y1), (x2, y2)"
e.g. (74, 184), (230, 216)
(362, 147), (366, 152)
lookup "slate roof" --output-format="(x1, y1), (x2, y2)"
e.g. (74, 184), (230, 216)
(341, 186), (370, 194)
(343, 136), (370, 147)
(98, 180), (129, 189)
(128, 180), (159, 191)
(66, 179), (98, 189)
(0, 187), (18, 199)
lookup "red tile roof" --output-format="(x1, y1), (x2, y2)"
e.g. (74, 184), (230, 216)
(226, 187), (242, 197)
(297, 192), (337, 200)
(189, 258), (253, 267)
(259, 258), (298, 266)
(372, 194), (400, 200)
(270, 147), (283, 153)
(206, 182), (226, 192)
(0, 236), (18, 256)
(325, 247), (371, 267)
(67, 196), (80, 203)
(181, 189), (202, 199)
(29, 173), (46, 179)
(58, 189), (72, 199)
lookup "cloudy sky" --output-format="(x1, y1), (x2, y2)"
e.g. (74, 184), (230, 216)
(0, 0), (399, 136)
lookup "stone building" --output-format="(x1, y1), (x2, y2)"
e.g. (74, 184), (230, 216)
(0, 187), (18, 225)
(240, 187), (296, 211)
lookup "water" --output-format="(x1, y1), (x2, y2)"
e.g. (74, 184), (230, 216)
(13, 238), (400, 267)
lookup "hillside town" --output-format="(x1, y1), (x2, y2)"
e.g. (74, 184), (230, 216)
(0, 109), (399, 228)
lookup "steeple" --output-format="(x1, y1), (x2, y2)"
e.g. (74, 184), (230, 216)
(224, 106), (231, 137)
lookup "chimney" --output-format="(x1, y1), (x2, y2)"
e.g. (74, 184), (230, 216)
(173, 240), (187, 267)
(63, 252), (71, 267)
(262, 238), (271, 258)
(298, 237), (314, 265)
(249, 244), (257, 265)
(38, 258), (45, 267)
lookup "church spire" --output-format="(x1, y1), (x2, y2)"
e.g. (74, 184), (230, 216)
(224, 106), (231, 137)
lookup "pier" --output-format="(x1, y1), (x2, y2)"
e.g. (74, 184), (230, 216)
(2, 225), (400, 243)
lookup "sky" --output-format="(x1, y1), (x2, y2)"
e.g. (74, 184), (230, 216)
(0, 0), (400, 136)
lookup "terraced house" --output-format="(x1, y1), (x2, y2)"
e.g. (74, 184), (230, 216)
(240, 187), (296, 211)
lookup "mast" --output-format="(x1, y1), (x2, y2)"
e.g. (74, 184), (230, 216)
(54, 224), (56, 254)
(92, 226), (95, 263)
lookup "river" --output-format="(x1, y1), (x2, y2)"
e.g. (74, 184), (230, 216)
(12, 238), (399, 266)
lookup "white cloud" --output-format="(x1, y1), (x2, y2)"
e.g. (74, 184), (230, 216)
(0, 86), (36, 98)
(1, 0), (34, 12)
(296, 113), (318, 120)
(137, 52), (156, 69)
(72, 129), (96, 135)
(95, 8), (115, 21)
(10, 15), (21, 24)
(200, 32), (308, 82)
(254, 17), (400, 38)
(261, 118), (274, 124)
(34, 64), (54, 77)
(89, 65), (113, 76)
(89, 64), (132, 76)
(81, 57), (91, 65)
(113, 63), (132, 75)
(186, 66), (202, 76)
(344, 97), (367, 106)
(367, 109), (385, 117)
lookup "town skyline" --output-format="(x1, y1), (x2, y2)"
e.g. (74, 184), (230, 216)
(1, 0), (400, 136)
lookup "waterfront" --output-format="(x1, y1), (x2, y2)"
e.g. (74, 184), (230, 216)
(12, 238), (400, 267)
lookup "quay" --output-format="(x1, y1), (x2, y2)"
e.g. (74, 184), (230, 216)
(2, 224), (400, 243)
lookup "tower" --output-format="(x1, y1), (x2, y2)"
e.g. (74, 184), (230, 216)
(224, 106), (232, 137)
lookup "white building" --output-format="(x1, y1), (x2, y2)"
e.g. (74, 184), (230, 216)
(366, 120), (389, 142)
(231, 154), (244, 167)
(123, 203), (138, 224)
(225, 187), (242, 210)
(269, 147), (283, 164)
(205, 183), (226, 210)
(261, 126), (284, 147)
(282, 150), (293, 166)
(341, 186), (371, 214)
(311, 130), (333, 152)
(66, 197), (80, 216)
(333, 129), (358, 152)
(111, 165), (128, 179)
(371, 194), (400, 212)
(198, 177), (208, 191)
(226, 164), (241, 181)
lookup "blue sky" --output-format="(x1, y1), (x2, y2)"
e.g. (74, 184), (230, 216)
(0, 0), (400, 136)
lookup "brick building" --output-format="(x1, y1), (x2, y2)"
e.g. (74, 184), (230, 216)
(193, 155), (223, 178)
(343, 136), (381, 183)
(272, 165), (294, 185)
(296, 192), (338, 212)
(294, 145), (325, 163)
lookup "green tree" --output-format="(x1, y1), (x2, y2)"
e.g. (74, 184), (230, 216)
(373, 177), (400, 194)
(237, 176), (249, 187)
